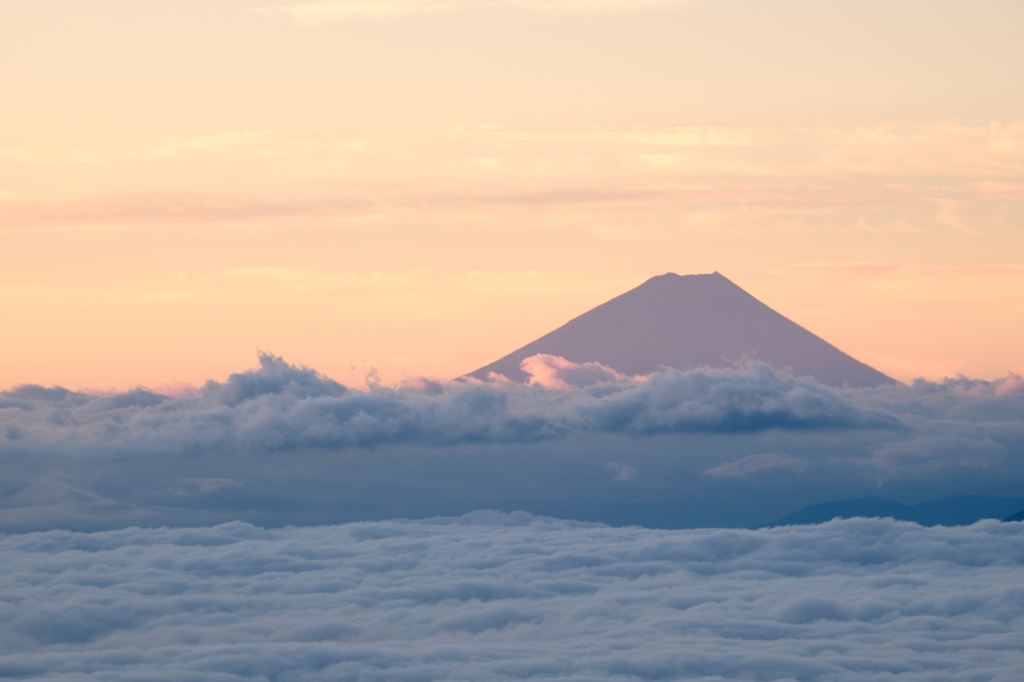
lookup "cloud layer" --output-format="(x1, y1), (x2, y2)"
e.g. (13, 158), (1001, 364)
(0, 513), (1021, 680)
(0, 353), (898, 453)
(1, 354), (1022, 531)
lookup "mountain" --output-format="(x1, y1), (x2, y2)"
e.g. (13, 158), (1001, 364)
(1005, 508), (1024, 522)
(767, 495), (1024, 527)
(467, 272), (895, 388)
(767, 497), (913, 526)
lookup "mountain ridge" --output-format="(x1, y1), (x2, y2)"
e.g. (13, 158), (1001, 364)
(765, 495), (1024, 527)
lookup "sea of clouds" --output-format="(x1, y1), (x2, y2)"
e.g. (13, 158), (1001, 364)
(1, 512), (1022, 681)
(1, 353), (1023, 531)
(3, 357), (1024, 679)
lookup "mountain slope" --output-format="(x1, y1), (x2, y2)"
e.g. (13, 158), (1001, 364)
(1004, 508), (1024, 522)
(467, 272), (895, 388)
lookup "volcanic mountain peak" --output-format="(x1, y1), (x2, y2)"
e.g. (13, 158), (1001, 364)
(467, 272), (895, 388)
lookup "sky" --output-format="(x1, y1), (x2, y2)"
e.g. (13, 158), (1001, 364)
(1, 0), (1023, 392)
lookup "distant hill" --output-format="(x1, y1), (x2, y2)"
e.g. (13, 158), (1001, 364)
(767, 495), (1024, 527)
(1004, 508), (1024, 522)
(466, 272), (895, 388)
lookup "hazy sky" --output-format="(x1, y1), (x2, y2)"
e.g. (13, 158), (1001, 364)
(2, 0), (1022, 390)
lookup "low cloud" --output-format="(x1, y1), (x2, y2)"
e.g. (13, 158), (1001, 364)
(0, 353), (898, 454)
(0, 514), (1021, 680)
(606, 461), (637, 481)
(1, 354), (1022, 532)
(704, 453), (807, 479)
(867, 435), (1007, 480)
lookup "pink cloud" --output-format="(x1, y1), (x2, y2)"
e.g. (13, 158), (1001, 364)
(995, 373), (1024, 396)
(520, 354), (640, 390)
(400, 376), (446, 394)
(937, 373), (1024, 398)
(146, 382), (201, 398)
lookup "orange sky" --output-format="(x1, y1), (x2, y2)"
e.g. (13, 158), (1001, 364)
(1, 0), (1022, 391)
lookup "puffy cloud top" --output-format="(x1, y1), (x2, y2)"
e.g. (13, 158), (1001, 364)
(1, 355), (1022, 532)
(0, 354), (898, 454)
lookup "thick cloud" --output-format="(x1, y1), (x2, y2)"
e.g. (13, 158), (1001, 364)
(1, 354), (1022, 531)
(0, 353), (897, 453)
(0, 513), (1021, 681)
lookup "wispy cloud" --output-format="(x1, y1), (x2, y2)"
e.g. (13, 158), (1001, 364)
(4, 120), (1019, 236)
(703, 453), (807, 479)
(258, 0), (698, 23)
(0, 193), (370, 230)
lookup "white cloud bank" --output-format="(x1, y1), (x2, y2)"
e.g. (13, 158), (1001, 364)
(1, 354), (1022, 531)
(0, 513), (1021, 680)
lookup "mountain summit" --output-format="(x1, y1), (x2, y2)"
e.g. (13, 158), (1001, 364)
(467, 272), (895, 388)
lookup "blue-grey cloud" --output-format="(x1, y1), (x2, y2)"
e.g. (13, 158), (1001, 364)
(1, 354), (1022, 531)
(0, 352), (897, 454)
(0, 513), (1021, 681)
(704, 452), (808, 479)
